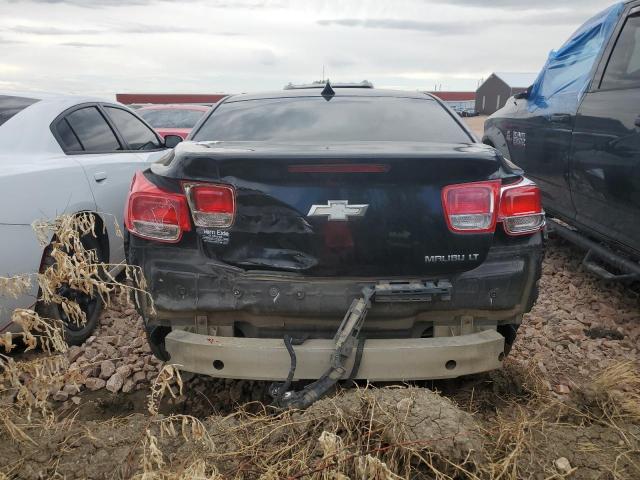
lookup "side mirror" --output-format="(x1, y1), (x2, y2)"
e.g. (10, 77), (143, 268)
(514, 87), (531, 100)
(164, 134), (183, 148)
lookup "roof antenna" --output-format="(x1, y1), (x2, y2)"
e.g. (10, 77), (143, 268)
(321, 80), (335, 100)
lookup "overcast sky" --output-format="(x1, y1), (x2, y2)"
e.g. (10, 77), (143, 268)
(0, 0), (617, 99)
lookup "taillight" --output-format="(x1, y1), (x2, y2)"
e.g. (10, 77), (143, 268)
(442, 180), (501, 233)
(442, 178), (545, 236)
(124, 172), (191, 243)
(183, 183), (235, 228)
(498, 179), (545, 235)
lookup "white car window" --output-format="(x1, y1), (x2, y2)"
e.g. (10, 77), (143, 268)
(64, 107), (121, 152)
(54, 118), (83, 152)
(105, 107), (161, 151)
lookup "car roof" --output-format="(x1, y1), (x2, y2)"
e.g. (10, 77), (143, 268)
(0, 90), (107, 105)
(138, 104), (210, 111)
(0, 91), (127, 155)
(224, 87), (437, 103)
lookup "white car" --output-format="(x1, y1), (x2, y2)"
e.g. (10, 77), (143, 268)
(0, 92), (175, 344)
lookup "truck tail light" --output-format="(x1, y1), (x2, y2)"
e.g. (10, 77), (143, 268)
(124, 172), (191, 243)
(498, 179), (545, 235)
(442, 180), (501, 233)
(183, 183), (235, 228)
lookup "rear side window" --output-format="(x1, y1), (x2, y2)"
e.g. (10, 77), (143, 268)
(0, 95), (39, 127)
(601, 13), (640, 90)
(192, 96), (471, 143)
(55, 118), (83, 152)
(105, 106), (161, 150)
(139, 108), (206, 128)
(64, 107), (121, 152)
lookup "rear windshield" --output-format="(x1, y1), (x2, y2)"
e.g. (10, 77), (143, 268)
(0, 95), (39, 127)
(139, 108), (206, 129)
(192, 96), (471, 143)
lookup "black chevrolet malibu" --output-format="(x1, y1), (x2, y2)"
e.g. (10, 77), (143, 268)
(125, 84), (544, 406)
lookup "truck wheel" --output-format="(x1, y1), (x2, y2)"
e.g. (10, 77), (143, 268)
(37, 233), (104, 346)
(498, 324), (520, 356)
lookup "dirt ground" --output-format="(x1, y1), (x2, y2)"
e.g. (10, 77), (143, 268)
(463, 114), (488, 138)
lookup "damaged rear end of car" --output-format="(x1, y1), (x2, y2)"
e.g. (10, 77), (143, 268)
(125, 88), (544, 395)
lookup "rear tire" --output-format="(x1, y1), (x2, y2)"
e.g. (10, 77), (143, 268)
(145, 325), (171, 361)
(498, 323), (520, 356)
(37, 233), (104, 346)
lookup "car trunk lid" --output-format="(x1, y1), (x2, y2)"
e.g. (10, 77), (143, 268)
(156, 141), (510, 277)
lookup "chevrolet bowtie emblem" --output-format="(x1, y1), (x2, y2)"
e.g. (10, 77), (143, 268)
(307, 200), (369, 221)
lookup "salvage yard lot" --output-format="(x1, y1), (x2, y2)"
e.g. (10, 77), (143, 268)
(0, 115), (638, 479)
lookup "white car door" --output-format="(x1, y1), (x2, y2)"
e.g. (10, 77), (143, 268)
(53, 104), (167, 266)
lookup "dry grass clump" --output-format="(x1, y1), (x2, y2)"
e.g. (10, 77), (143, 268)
(34, 213), (152, 327)
(583, 361), (640, 422)
(478, 360), (640, 480)
(0, 213), (150, 440)
(135, 386), (487, 479)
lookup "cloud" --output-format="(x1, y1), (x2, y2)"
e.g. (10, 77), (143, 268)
(6, 23), (243, 37)
(319, 7), (606, 35)
(325, 56), (357, 68)
(8, 25), (101, 35)
(0, 36), (25, 44)
(249, 48), (280, 66)
(59, 41), (117, 48)
(0, 63), (23, 73)
(0, 0), (616, 97)
(441, 0), (607, 8)
(6, 0), (282, 7)
(6, 0), (153, 5)
(116, 24), (241, 35)
(116, 24), (204, 34)
(317, 18), (469, 34)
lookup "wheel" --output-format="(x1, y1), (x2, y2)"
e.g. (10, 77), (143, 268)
(145, 325), (171, 361)
(498, 323), (520, 356)
(37, 232), (104, 346)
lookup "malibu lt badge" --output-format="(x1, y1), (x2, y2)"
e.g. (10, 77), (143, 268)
(425, 253), (480, 263)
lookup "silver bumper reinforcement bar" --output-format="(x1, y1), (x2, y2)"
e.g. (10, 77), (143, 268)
(165, 329), (505, 382)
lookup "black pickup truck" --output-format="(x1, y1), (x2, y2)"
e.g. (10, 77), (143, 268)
(125, 84), (544, 407)
(484, 1), (640, 280)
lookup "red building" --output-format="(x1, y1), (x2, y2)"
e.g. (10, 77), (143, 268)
(116, 93), (227, 106)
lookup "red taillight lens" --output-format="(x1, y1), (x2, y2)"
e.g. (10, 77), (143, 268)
(498, 179), (545, 235)
(499, 185), (540, 216)
(183, 183), (235, 228)
(442, 180), (501, 233)
(124, 172), (191, 243)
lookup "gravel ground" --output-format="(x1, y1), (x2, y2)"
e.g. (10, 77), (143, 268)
(57, 305), (163, 403)
(514, 237), (639, 395)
